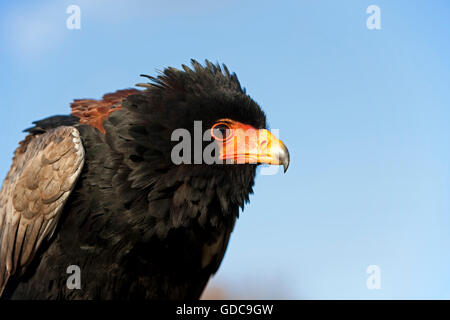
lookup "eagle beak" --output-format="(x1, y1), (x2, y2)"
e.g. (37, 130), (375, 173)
(252, 129), (290, 173)
(272, 136), (290, 173)
(218, 126), (290, 173)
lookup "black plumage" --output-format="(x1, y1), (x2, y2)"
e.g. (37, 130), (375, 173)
(0, 60), (288, 299)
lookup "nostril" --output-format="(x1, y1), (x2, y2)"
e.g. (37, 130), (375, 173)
(260, 140), (268, 148)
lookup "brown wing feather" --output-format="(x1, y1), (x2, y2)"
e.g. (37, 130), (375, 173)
(0, 126), (85, 295)
(71, 89), (140, 133)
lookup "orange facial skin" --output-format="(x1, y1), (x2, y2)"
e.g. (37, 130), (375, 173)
(211, 119), (290, 172)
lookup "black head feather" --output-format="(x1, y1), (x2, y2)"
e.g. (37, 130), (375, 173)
(138, 59), (266, 129)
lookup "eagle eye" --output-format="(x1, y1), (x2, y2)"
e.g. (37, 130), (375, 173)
(211, 122), (233, 141)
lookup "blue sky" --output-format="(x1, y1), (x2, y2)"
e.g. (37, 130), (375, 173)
(0, 0), (449, 299)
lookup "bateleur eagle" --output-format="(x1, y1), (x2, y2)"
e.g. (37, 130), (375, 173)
(0, 60), (289, 299)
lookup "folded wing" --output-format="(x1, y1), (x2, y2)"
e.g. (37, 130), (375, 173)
(0, 126), (85, 295)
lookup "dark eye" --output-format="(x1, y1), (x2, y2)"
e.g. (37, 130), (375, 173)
(211, 122), (233, 141)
